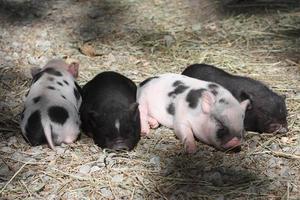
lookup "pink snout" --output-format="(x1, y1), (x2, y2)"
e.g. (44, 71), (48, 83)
(63, 134), (79, 144)
(221, 137), (241, 150)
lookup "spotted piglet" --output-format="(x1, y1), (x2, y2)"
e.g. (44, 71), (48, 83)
(137, 74), (250, 153)
(20, 59), (82, 149)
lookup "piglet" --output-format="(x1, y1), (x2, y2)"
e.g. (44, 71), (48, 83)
(20, 59), (82, 149)
(137, 74), (250, 153)
(182, 64), (288, 134)
(80, 71), (140, 151)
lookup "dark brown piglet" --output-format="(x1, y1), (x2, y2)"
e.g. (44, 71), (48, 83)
(182, 63), (288, 134)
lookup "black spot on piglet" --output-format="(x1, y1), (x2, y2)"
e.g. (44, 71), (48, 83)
(168, 84), (189, 97)
(139, 76), (159, 87)
(48, 106), (69, 125)
(32, 68), (62, 83)
(44, 68), (63, 76)
(208, 83), (218, 96)
(74, 82), (82, 100)
(25, 110), (46, 145)
(57, 81), (63, 86)
(33, 96), (41, 104)
(219, 98), (228, 104)
(186, 88), (207, 108)
(217, 126), (229, 140)
(47, 86), (56, 90)
(173, 80), (183, 87)
(32, 72), (44, 83)
(167, 103), (175, 115)
(74, 87), (80, 100)
(63, 80), (69, 85)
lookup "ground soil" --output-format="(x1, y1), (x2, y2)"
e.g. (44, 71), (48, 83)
(0, 0), (299, 199)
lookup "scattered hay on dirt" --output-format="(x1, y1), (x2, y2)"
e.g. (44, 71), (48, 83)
(0, 0), (299, 199)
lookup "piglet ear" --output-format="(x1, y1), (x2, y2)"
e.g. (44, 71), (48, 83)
(67, 62), (79, 78)
(129, 102), (140, 122)
(30, 67), (42, 77)
(201, 91), (215, 114)
(240, 99), (251, 111)
(240, 91), (252, 110)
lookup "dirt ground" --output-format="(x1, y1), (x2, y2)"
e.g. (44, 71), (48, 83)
(0, 0), (299, 199)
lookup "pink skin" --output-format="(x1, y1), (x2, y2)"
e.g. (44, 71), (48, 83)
(221, 137), (241, 149)
(137, 73), (249, 153)
(148, 116), (159, 129)
(138, 104), (151, 136)
(67, 62), (79, 78)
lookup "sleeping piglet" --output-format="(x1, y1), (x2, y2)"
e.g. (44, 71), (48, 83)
(80, 71), (140, 151)
(137, 74), (250, 153)
(20, 59), (82, 149)
(182, 64), (288, 134)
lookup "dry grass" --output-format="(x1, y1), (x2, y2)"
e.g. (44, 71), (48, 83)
(0, 0), (299, 199)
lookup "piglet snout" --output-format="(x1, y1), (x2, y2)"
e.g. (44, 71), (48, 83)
(268, 123), (288, 134)
(113, 143), (130, 151)
(63, 135), (79, 144)
(277, 126), (288, 134)
(112, 139), (130, 151)
(221, 137), (241, 150)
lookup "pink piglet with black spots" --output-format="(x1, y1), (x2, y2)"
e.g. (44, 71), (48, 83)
(20, 59), (82, 149)
(137, 73), (250, 153)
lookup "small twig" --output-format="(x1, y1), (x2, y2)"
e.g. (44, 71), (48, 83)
(0, 128), (17, 132)
(130, 188), (135, 200)
(0, 79), (13, 89)
(20, 180), (32, 197)
(3, 156), (47, 165)
(285, 59), (300, 67)
(52, 168), (90, 181)
(0, 161), (29, 194)
(269, 151), (300, 159)
(134, 172), (167, 199)
(109, 182), (117, 200)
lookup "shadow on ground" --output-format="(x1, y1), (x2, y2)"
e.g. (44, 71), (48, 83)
(222, 0), (300, 16)
(0, 0), (54, 23)
(76, 0), (129, 42)
(0, 68), (27, 141)
(157, 152), (271, 199)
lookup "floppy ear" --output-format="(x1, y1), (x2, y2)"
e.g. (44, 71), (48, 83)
(240, 91), (252, 110)
(67, 62), (79, 78)
(129, 102), (140, 122)
(201, 91), (215, 114)
(240, 99), (251, 111)
(30, 67), (42, 77)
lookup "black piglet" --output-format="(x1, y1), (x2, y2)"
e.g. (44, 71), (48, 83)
(80, 71), (141, 151)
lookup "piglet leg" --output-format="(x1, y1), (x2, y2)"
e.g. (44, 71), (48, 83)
(138, 104), (151, 136)
(148, 116), (159, 129)
(174, 123), (197, 154)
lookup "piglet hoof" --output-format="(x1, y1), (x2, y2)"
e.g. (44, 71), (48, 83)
(141, 127), (150, 136)
(148, 117), (159, 129)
